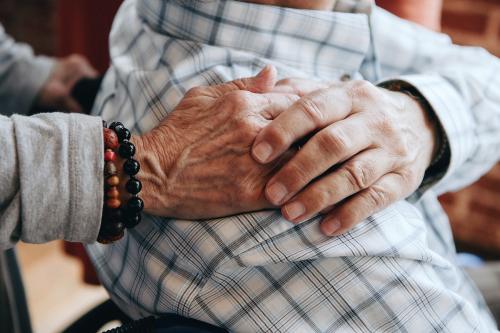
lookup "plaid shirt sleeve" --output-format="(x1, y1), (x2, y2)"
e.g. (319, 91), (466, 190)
(367, 8), (500, 196)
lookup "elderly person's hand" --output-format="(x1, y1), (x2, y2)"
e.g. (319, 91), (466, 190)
(37, 54), (98, 113)
(252, 78), (438, 236)
(132, 66), (299, 219)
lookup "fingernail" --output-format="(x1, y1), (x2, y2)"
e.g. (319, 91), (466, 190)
(253, 141), (273, 162)
(267, 182), (288, 204)
(322, 219), (341, 236)
(283, 202), (306, 221)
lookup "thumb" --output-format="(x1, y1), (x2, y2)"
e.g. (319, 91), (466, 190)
(207, 65), (278, 98)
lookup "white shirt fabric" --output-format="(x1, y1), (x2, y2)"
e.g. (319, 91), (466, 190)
(88, 0), (500, 331)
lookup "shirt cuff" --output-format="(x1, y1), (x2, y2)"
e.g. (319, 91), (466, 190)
(377, 74), (475, 198)
(13, 113), (104, 244)
(67, 113), (104, 243)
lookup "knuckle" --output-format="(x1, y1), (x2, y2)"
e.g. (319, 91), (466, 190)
(296, 97), (325, 125)
(263, 125), (289, 149)
(239, 117), (263, 136)
(343, 162), (372, 190)
(225, 90), (254, 109)
(349, 80), (377, 100)
(305, 193), (329, 212)
(235, 116), (261, 139)
(365, 185), (389, 209)
(316, 127), (348, 156)
(312, 185), (336, 209)
(283, 162), (313, 192)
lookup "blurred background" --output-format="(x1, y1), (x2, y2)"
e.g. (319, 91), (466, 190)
(0, 0), (499, 332)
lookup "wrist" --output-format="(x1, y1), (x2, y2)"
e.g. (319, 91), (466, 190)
(401, 92), (439, 167)
(380, 82), (438, 168)
(131, 127), (177, 216)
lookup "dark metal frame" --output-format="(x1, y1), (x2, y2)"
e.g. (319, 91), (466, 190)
(0, 248), (32, 333)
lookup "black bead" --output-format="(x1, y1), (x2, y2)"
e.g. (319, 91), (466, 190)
(109, 122), (123, 131)
(101, 221), (125, 236)
(116, 127), (131, 142)
(126, 178), (142, 195)
(105, 208), (122, 223)
(125, 196), (144, 214)
(123, 213), (142, 229)
(118, 141), (136, 158)
(123, 158), (140, 176)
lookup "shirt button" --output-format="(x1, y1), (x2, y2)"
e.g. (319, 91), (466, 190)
(340, 73), (351, 82)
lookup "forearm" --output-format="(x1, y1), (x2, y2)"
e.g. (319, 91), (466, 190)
(0, 113), (103, 249)
(0, 25), (55, 115)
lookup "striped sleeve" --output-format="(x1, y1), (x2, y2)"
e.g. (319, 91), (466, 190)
(371, 7), (500, 195)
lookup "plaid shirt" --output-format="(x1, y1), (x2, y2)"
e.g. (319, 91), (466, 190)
(88, 0), (500, 331)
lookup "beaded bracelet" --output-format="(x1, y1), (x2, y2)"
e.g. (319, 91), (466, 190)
(98, 121), (144, 244)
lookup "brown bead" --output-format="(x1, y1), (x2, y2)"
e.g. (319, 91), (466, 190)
(106, 198), (121, 209)
(104, 162), (118, 177)
(103, 128), (119, 150)
(107, 175), (120, 186)
(106, 186), (120, 199)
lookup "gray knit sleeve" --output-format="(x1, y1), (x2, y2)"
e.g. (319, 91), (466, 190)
(0, 24), (55, 116)
(0, 112), (104, 249)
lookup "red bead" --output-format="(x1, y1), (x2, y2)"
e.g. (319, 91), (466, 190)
(104, 149), (116, 162)
(103, 128), (119, 150)
(106, 198), (121, 209)
(106, 187), (120, 199)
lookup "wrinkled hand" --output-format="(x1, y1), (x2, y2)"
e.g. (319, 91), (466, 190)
(252, 79), (438, 236)
(133, 66), (299, 219)
(37, 54), (98, 113)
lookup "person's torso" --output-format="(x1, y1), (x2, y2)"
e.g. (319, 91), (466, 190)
(87, 1), (496, 330)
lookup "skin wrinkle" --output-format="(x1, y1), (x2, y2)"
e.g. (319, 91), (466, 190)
(131, 67), (304, 218)
(133, 2), (437, 235)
